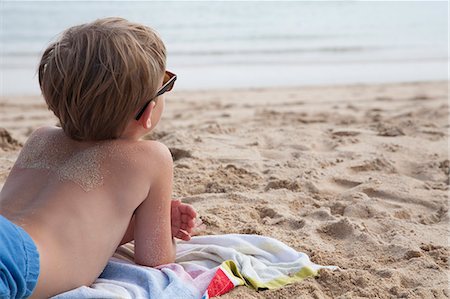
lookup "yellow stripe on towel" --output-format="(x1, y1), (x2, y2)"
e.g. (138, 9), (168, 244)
(220, 260), (318, 290)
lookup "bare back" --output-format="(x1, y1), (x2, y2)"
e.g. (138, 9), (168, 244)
(0, 126), (173, 298)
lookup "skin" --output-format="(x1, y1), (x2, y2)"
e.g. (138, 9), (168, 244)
(0, 91), (197, 298)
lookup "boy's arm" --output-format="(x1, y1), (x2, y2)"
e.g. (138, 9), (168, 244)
(134, 142), (176, 267)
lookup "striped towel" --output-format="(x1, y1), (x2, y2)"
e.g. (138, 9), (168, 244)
(53, 234), (336, 299)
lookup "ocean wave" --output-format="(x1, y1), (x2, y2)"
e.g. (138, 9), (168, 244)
(1, 46), (381, 59)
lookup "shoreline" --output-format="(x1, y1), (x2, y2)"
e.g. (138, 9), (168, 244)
(1, 56), (448, 96)
(1, 79), (447, 100)
(1, 80), (449, 298)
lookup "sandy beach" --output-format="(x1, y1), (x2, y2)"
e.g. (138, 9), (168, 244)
(0, 81), (448, 298)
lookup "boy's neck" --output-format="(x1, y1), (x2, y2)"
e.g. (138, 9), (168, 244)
(119, 121), (149, 141)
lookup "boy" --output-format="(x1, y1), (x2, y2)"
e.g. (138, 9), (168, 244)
(0, 17), (197, 298)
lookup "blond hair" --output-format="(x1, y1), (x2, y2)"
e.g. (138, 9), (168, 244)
(38, 17), (166, 141)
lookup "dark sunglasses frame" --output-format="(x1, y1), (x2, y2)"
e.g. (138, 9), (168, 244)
(134, 71), (177, 120)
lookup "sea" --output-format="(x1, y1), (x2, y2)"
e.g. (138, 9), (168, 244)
(0, 1), (448, 96)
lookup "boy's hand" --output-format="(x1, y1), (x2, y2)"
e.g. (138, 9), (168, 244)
(171, 199), (197, 241)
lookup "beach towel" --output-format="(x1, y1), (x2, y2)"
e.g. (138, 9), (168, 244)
(52, 234), (336, 299)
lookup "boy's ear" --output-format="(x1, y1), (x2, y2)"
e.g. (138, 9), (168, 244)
(139, 101), (156, 129)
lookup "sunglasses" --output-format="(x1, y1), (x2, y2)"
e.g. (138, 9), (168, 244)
(134, 70), (177, 120)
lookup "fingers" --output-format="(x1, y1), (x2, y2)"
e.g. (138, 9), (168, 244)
(177, 215), (195, 233)
(180, 224), (194, 234)
(188, 218), (196, 228)
(180, 214), (195, 225)
(171, 200), (201, 241)
(173, 219), (206, 240)
(178, 203), (197, 218)
(173, 218), (197, 238)
(174, 229), (191, 241)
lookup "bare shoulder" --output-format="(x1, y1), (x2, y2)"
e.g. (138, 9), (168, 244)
(21, 126), (67, 150)
(101, 139), (173, 176)
(128, 140), (173, 178)
(28, 125), (59, 137)
(101, 140), (173, 207)
(24, 125), (58, 142)
(135, 140), (173, 165)
(16, 126), (61, 164)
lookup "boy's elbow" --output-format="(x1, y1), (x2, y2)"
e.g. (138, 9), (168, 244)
(164, 240), (177, 264)
(135, 241), (176, 267)
(135, 257), (173, 268)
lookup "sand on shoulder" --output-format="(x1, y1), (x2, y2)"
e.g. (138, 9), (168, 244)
(1, 81), (448, 298)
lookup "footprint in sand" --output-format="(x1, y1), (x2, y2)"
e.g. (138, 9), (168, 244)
(329, 202), (347, 216)
(257, 206), (280, 219)
(282, 219), (306, 230)
(264, 179), (302, 192)
(350, 157), (397, 173)
(205, 164), (262, 193)
(256, 206), (305, 230)
(307, 208), (336, 221)
(257, 206), (285, 225)
(343, 203), (378, 219)
(319, 218), (355, 239)
(329, 195), (383, 220)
